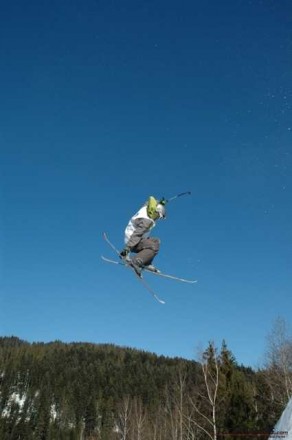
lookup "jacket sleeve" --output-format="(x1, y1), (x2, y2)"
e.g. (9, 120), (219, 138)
(127, 218), (153, 249)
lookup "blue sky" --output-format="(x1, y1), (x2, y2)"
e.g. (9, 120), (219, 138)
(0, 0), (291, 368)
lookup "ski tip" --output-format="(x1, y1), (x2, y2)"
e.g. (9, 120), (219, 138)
(102, 232), (110, 241)
(154, 296), (166, 304)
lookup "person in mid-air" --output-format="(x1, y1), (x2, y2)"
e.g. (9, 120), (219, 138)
(119, 196), (166, 277)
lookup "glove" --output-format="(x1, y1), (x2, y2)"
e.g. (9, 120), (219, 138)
(159, 197), (167, 206)
(119, 247), (130, 259)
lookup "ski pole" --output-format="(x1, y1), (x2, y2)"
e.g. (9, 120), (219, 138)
(165, 191), (191, 203)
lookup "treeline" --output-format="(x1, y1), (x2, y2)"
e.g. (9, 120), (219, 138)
(0, 335), (290, 440)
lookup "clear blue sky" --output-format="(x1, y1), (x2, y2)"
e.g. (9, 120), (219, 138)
(1, 0), (291, 368)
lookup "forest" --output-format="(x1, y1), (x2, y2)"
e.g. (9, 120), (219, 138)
(0, 321), (291, 440)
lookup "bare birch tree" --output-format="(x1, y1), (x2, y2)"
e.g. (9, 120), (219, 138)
(166, 369), (193, 440)
(130, 397), (147, 440)
(116, 396), (131, 440)
(150, 405), (166, 440)
(264, 317), (292, 406)
(187, 341), (219, 440)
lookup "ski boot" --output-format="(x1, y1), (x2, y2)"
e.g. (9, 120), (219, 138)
(145, 264), (160, 274)
(130, 258), (143, 277)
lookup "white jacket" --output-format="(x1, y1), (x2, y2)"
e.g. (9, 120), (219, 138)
(124, 205), (156, 248)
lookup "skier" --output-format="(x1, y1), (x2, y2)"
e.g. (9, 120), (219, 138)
(119, 196), (166, 277)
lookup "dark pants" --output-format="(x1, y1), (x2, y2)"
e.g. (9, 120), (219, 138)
(132, 237), (160, 266)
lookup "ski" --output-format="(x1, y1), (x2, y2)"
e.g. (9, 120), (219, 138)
(101, 256), (197, 284)
(102, 232), (197, 283)
(132, 272), (166, 304)
(102, 233), (166, 304)
(103, 232), (121, 256)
